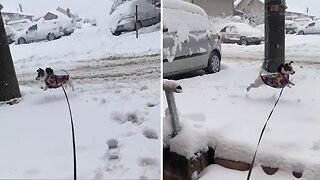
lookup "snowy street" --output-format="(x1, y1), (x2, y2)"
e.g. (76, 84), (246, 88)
(164, 34), (320, 179)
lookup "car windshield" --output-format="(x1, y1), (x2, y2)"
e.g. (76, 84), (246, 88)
(28, 25), (37, 31)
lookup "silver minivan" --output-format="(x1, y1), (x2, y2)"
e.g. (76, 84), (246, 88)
(163, 0), (222, 78)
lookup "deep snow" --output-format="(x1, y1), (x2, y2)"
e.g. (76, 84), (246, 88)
(0, 80), (160, 179)
(164, 34), (320, 179)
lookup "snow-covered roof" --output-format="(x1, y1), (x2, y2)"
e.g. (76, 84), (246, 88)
(44, 10), (72, 20)
(2, 6), (33, 16)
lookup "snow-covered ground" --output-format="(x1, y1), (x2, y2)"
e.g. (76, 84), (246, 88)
(164, 34), (320, 179)
(1, 0), (161, 179)
(1, 79), (160, 179)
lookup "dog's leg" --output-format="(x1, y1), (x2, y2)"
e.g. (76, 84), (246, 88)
(247, 77), (264, 92)
(69, 78), (74, 92)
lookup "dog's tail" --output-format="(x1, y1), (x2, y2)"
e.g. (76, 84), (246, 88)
(62, 70), (70, 76)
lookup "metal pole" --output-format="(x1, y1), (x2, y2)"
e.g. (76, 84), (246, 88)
(262, 0), (286, 72)
(135, 5), (138, 39)
(0, 4), (21, 102)
(165, 91), (181, 137)
(163, 80), (183, 137)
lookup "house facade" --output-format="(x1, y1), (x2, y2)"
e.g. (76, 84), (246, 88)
(1, 11), (33, 23)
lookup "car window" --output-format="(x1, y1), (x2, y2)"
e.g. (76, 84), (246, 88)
(308, 22), (315, 27)
(29, 24), (38, 31)
(230, 26), (237, 33)
(220, 27), (227, 32)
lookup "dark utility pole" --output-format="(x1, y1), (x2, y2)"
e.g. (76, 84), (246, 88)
(262, 0), (286, 72)
(135, 5), (138, 38)
(0, 4), (21, 102)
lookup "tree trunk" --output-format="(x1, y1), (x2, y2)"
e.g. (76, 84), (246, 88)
(0, 6), (21, 101)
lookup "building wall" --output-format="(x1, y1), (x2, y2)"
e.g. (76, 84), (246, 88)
(192, 0), (234, 17)
(236, 0), (264, 15)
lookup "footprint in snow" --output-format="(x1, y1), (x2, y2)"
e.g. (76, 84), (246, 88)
(142, 128), (158, 139)
(106, 138), (120, 161)
(110, 111), (145, 125)
(93, 139), (122, 179)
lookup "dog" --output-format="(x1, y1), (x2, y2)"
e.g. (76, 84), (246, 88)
(36, 68), (74, 91)
(247, 61), (295, 92)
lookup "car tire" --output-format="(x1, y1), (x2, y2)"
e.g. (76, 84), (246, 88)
(239, 37), (248, 45)
(47, 33), (56, 41)
(18, 37), (26, 44)
(206, 51), (221, 74)
(255, 41), (261, 45)
(298, 30), (304, 35)
(113, 31), (121, 36)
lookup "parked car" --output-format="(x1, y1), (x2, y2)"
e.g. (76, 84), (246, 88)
(110, 0), (160, 36)
(220, 22), (264, 45)
(297, 21), (320, 35)
(285, 20), (299, 34)
(4, 26), (17, 44)
(41, 11), (76, 36)
(15, 22), (64, 44)
(163, 0), (222, 78)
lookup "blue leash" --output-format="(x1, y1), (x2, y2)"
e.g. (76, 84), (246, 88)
(246, 88), (284, 180)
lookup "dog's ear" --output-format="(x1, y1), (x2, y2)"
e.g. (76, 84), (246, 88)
(289, 61), (293, 65)
(277, 64), (284, 73)
(37, 68), (43, 72)
(45, 68), (54, 74)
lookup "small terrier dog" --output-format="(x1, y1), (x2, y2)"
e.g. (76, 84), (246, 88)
(36, 68), (74, 91)
(247, 61), (295, 92)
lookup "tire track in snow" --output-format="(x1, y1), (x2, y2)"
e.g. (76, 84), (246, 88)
(16, 55), (160, 86)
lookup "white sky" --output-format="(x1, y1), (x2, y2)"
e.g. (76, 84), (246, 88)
(289, 0), (320, 17)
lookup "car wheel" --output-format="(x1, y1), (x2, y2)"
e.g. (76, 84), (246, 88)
(47, 33), (56, 41)
(298, 30), (304, 35)
(206, 51), (221, 74)
(255, 41), (261, 45)
(113, 31), (121, 36)
(239, 37), (248, 45)
(18, 37), (26, 44)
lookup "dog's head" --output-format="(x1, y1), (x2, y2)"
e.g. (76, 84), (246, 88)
(278, 61), (295, 75)
(36, 67), (54, 80)
(45, 68), (54, 75)
(36, 68), (45, 80)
